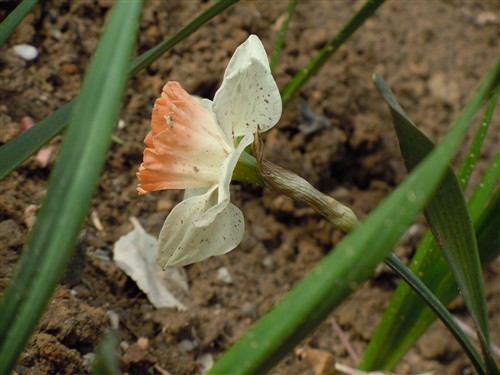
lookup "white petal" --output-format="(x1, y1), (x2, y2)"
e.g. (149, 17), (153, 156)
(194, 132), (254, 227)
(222, 35), (270, 82)
(213, 36), (282, 137)
(156, 186), (244, 268)
(183, 187), (209, 200)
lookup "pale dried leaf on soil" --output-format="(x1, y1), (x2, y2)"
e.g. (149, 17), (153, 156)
(113, 217), (189, 310)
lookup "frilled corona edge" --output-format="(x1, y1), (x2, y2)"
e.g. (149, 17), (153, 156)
(136, 81), (231, 195)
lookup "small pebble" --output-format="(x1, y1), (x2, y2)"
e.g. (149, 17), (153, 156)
(137, 337), (149, 350)
(217, 267), (233, 284)
(35, 146), (54, 167)
(106, 310), (120, 330)
(240, 301), (257, 318)
(177, 339), (198, 352)
(262, 255), (274, 269)
(13, 44), (38, 61)
(406, 224), (420, 238)
(476, 11), (497, 26)
(50, 28), (62, 40)
(24, 204), (40, 229)
(196, 353), (214, 373)
(20, 116), (35, 131)
(82, 352), (96, 372)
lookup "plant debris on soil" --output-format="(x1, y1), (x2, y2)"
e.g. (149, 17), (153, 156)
(1, 1), (499, 374)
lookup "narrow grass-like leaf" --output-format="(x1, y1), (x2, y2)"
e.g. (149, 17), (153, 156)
(0, 2), (143, 373)
(361, 151), (500, 372)
(360, 86), (500, 372)
(128, 0), (238, 76)
(457, 88), (498, 188)
(475, 187), (500, 262)
(207, 60), (499, 375)
(384, 253), (484, 373)
(0, 0), (238, 180)
(281, 0), (385, 106)
(270, 0), (297, 74)
(374, 73), (494, 371)
(0, 0), (38, 46)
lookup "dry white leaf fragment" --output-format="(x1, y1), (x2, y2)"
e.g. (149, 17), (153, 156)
(113, 217), (189, 310)
(91, 209), (105, 233)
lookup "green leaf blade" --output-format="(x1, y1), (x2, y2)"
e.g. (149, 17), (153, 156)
(0, 0), (239, 180)
(360, 77), (500, 372)
(0, 0), (38, 46)
(0, 2), (143, 373)
(207, 59), (499, 375)
(457, 88), (498, 189)
(376, 73), (491, 360)
(280, 0), (385, 106)
(384, 253), (484, 374)
(270, 0), (297, 73)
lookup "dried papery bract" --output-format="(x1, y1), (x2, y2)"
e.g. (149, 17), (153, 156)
(253, 133), (358, 233)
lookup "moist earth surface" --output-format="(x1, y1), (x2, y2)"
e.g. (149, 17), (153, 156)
(1, 1), (499, 374)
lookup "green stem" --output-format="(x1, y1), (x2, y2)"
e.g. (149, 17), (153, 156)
(281, 0), (385, 106)
(0, 3), (143, 373)
(0, 0), (239, 180)
(233, 152), (266, 187)
(270, 0), (298, 74)
(0, 0), (38, 46)
(208, 57), (498, 375)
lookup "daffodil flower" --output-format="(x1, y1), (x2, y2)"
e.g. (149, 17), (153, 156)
(137, 35), (282, 268)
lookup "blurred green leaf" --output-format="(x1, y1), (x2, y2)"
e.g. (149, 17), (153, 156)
(0, 0), (37, 46)
(92, 333), (121, 375)
(270, 0), (297, 73)
(0, 2), (143, 373)
(281, 0), (385, 106)
(0, 0), (238, 180)
(360, 81), (500, 372)
(361, 151), (500, 372)
(207, 59), (499, 375)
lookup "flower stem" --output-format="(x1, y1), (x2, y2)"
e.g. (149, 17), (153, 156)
(233, 151), (266, 187)
(249, 135), (359, 232)
(258, 159), (358, 232)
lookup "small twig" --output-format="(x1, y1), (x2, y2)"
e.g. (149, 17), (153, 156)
(91, 209), (105, 233)
(154, 364), (172, 375)
(335, 362), (434, 375)
(329, 317), (359, 364)
(453, 315), (500, 357)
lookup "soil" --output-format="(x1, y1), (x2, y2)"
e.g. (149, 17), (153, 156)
(1, 1), (499, 375)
